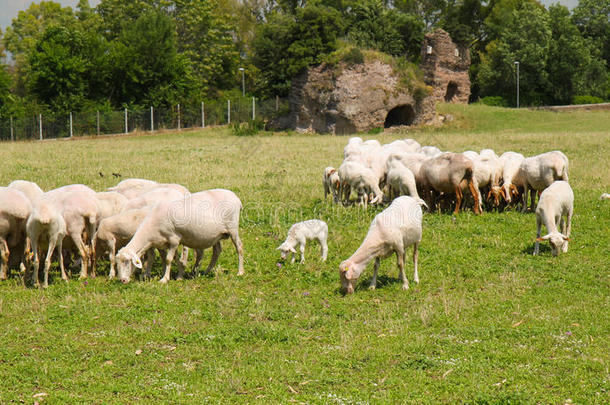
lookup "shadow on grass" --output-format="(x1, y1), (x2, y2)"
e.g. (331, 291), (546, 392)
(522, 243), (550, 255)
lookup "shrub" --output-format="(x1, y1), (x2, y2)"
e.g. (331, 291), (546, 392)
(231, 119), (265, 136)
(479, 96), (509, 107)
(572, 95), (605, 105)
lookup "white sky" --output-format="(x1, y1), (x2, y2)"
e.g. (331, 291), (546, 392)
(0, 0), (580, 33)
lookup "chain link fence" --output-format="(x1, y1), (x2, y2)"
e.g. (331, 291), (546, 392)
(0, 97), (290, 141)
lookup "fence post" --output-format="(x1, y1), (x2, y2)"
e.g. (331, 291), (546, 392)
(150, 106), (154, 132)
(124, 108), (128, 134)
(39, 114), (42, 140)
(227, 100), (231, 124)
(96, 110), (100, 137)
(201, 101), (205, 128)
(252, 97), (255, 121)
(10, 117), (13, 141)
(69, 112), (73, 138)
(177, 104), (181, 130)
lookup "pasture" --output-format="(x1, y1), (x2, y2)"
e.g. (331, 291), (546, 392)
(0, 104), (608, 403)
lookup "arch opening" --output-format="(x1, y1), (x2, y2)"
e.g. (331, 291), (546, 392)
(384, 105), (415, 128)
(445, 81), (459, 102)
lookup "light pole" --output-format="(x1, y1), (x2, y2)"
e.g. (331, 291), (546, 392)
(514, 61), (520, 108)
(239, 67), (245, 97)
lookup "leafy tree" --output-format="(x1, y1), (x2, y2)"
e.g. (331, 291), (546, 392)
(572, 0), (610, 67)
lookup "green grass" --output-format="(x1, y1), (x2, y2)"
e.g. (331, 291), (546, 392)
(0, 105), (609, 403)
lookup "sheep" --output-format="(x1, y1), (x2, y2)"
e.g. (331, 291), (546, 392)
(385, 160), (421, 201)
(498, 152), (525, 206)
(48, 191), (100, 279)
(479, 149), (503, 208)
(323, 167), (341, 203)
(92, 208), (153, 279)
(419, 146), (443, 158)
(122, 186), (187, 211)
(0, 188), (33, 281)
(520, 151), (569, 212)
(421, 153), (480, 214)
(338, 161), (384, 208)
(601, 193), (610, 201)
(462, 151), (499, 212)
(108, 178), (159, 199)
(95, 191), (128, 220)
(45, 184), (96, 199)
(8, 180), (44, 203)
(116, 189), (244, 283)
(534, 181), (573, 256)
(277, 220), (328, 264)
(343, 137), (363, 160)
(339, 196), (424, 294)
(27, 197), (67, 287)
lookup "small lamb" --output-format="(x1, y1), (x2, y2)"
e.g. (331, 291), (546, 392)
(277, 220), (328, 264)
(323, 167), (341, 203)
(534, 181), (573, 256)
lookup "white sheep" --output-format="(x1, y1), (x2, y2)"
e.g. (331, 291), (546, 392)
(0, 188), (32, 280)
(27, 197), (67, 287)
(385, 159), (421, 201)
(498, 151), (525, 205)
(338, 161), (384, 208)
(45, 184), (96, 199)
(323, 167), (341, 203)
(339, 196), (424, 294)
(520, 151), (569, 212)
(601, 193), (610, 201)
(122, 186), (187, 211)
(419, 146), (443, 158)
(95, 191), (128, 220)
(8, 180), (44, 203)
(277, 219), (328, 264)
(534, 181), (573, 256)
(116, 189), (244, 283)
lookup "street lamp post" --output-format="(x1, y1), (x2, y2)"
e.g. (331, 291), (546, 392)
(514, 61), (520, 108)
(239, 67), (245, 97)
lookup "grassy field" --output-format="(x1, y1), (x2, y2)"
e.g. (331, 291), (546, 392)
(0, 104), (608, 403)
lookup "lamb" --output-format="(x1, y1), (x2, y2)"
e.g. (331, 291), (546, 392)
(339, 196), (424, 294)
(498, 151), (526, 206)
(92, 208), (153, 279)
(8, 180), (44, 203)
(534, 181), (573, 256)
(27, 197), (67, 287)
(385, 160), (421, 201)
(277, 219), (328, 264)
(421, 153), (480, 214)
(323, 167), (341, 203)
(116, 189), (244, 283)
(520, 151), (569, 212)
(338, 161), (384, 208)
(95, 191), (128, 220)
(0, 188), (33, 280)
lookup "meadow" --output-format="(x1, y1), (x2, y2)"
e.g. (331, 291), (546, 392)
(0, 104), (608, 404)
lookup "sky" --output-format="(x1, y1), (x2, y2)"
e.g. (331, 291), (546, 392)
(0, 0), (580, 33)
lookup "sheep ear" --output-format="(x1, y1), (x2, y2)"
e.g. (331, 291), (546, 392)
(131, 254), (143, 269)
(562, 235), (571, 241)
(539, 234), (552, 241)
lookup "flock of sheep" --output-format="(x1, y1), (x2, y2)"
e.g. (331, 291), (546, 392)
(0, 136), (575, 293)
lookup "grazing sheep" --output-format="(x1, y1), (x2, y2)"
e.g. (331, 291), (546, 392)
(520, 151), (569, 212)
(479, 149), (503, 208)
(108, 178), (159, 199)
(0, 188), (32, 280)
(116, 189), (244, 283)
(277, 220), (328, 264)
(419, 146), (443, 158)
(339, 196), (424, 294)
(385, 160), (421, 201)
(323, 167), (341, 203)
(534, 181), (573, 256)
(421, 153), (480, 214)
(498, 152), (526, 206)
(122, 187), (187, 211)
(8, 180), (44, 203)
(338, 161), (384, 208)
(343, 137), (363, 160)
(95, 191), (128, 220)
(601, 193), (610, 201)
(27, 198), (67, 287)
(45, 184), (96, 199)
(93, 208), (152, 279)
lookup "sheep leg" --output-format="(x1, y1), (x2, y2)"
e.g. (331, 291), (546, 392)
(0, 238), (9, 280)
(176, 246), (188, 280)
(192, 248), (204, 275)
(521, 183), (529, 213)
(69, 233), (89, 279)
(290, 251), (295, 264)
(159, 243), (179, 284)
(396, 249), (408, 290)
(413, 242), (419, 284)
(141, 249), (155, 281)
(468, 179), (481, 214)
(529, 188), (536, 212)
(298, 240), (306, 264)
(108, 239), (117, 279)
(30, 235), (40, 287)
(563, 209), (572, 253)
(369, 258), (380, 290)
(453, 186), (463, 215)
(534, 215), (542, 255)
(204, 243), (221, 274)
(228, 230), (245, 276)
(43, 236), (60, 288)
(319, 237), (328, 262)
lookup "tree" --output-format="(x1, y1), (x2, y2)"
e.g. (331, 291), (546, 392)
(572, 0), (610, 67)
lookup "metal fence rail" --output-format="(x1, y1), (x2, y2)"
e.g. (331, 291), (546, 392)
(0, 97), (288, 141)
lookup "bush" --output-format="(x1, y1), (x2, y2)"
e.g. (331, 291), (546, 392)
(572, 95), (605, 105)
(231, 119), (265, 136)
(479, 96), (509, 107)
(342, 47), (364, 65)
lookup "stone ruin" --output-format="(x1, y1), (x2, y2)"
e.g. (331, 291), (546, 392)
(283, 29), (470, 134)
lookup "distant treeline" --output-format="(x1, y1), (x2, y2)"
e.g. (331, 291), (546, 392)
(0, 0), (608, 119)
